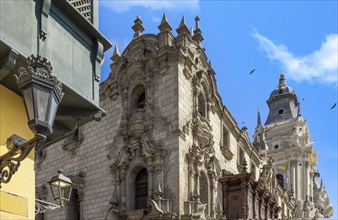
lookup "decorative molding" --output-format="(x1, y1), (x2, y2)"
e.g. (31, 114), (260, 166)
(16, 55), (64, 98)
(0, 49), (19, 81)
(69, 172), (86, 201)
(63, 127), (83, 153)
(220, 145), (234, 160)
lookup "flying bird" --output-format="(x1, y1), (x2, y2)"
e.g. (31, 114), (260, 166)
(330, 103), (336, 109)
(249, 69), (255, 75)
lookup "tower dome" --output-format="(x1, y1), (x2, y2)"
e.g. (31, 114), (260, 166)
(265, 74), (299, 125)
(269, 74), (295, 97)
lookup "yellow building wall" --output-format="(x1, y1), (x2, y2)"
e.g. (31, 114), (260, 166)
(0, 85), (35, 220)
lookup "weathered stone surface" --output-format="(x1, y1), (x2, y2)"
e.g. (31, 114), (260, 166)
(36, 17), (331, 220)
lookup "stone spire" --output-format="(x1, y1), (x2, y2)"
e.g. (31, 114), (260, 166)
(176, 16), (190, 35)
(192, 16), (204, 44)
(253, 108), (268, 152)
(111, 45), (120, 62)
(158, 12), (172, 32)
(132, 16), (145, 38)
(257, 108), (262, 127)
(158, 13), (174, 48)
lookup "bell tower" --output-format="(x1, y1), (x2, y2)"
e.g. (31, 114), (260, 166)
(253, 74), (333, 218)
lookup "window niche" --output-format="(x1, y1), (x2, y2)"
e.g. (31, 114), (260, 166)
(239, 149), (244, 164)
(135, 168), (148, 210)
(221, 125), (233, 160)
(197, 93), (207, 117)
(130, 84), (146, 112)
(200, 172), (210, 216)
(65, 189), (81, 220)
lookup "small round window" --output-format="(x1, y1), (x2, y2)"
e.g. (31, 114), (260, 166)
(278, 90), (283, 94)
(274, 145), (279, 149)
(278, 109), (284, 114)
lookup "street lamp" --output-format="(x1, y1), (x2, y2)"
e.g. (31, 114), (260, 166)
(35, 170), (74, 214)
(15, 55), (64, 139)
(0, 55), (64, 187)
(48, 169), (73, 207)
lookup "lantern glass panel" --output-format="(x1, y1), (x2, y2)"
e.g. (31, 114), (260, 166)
(50, 180), (73, 206)
(47, 96), (58, 126)
(22, 87), (34, 121)
(35, 88), (50, 121)
(50, 179), (72, 188)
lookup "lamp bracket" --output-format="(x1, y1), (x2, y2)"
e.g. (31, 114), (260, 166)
(35, 198), (61, 214)
(0, 135), (44, 188)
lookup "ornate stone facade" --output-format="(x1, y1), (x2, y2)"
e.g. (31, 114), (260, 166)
(35, 14), (332, 220)
(253, 74), (333, 219)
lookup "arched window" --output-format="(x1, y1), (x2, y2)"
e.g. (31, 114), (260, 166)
(135, 168), (148, 209)
(198, 94), (206, 117)
(130, 85), (146, 111)
(137, 92), (145, 108)
(276, 174), (284, 189)
(200, 172), (209, 215)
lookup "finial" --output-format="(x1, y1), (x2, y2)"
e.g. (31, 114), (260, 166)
(111, 45), (120, 62)
(257, 108), (262, 126)
(278, 73), (286, 87)
(192, 16), (204, 44)
(158, 12), (172, 32)
(176, 16), (190, 35)
(195, 16), (200, 29)
(320, 179), (323, 190)
(132, 16), (145, 38)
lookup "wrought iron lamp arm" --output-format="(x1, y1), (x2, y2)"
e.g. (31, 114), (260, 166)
(0, 135), (44, 187)
(35, 198), (62, 214)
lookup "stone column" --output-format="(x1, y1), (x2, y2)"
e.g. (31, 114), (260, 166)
(209, 172), (218, 218)
(291, 160), (296, 197)
(188, 163), (195, 200)
(147, 166), (154, 197)
(120, 168), (127, 211)
(309, 170), (313, 197)
(295, 161), (299, 200)
(305, 162), (309, 198)
(302, 162), (306, 200)
(196, 171), (201, 196)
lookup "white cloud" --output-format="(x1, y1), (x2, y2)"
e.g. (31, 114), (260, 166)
(252, 28), (338, 85)
(100, 0), (199, 13)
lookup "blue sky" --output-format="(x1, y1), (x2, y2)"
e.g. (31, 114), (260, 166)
(98, 1), (337, 218)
